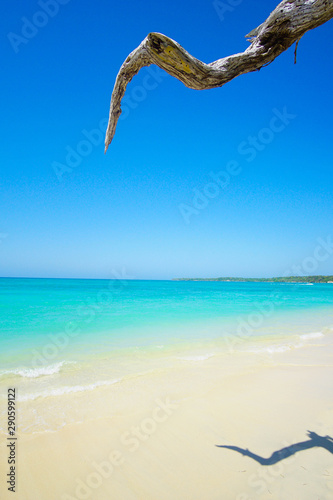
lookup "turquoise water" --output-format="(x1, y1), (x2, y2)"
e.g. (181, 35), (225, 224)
(0, 278), (333, 371)
(0, 277), (332, 432)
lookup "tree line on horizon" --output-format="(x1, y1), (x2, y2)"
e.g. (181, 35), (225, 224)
(174, 276), (333, 283)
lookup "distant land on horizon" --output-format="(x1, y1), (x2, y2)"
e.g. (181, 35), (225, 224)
(173, 275), (333, 283)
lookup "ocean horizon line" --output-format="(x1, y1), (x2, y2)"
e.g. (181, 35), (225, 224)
(1, 274), (333, 282)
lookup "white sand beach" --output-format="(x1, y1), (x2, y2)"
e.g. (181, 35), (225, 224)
(1, 332), (332, 500)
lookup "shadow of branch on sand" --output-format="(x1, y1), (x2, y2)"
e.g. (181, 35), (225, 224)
(216, 431), (333, 465)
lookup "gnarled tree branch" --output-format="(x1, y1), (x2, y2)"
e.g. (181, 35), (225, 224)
(105, 0), (333, 151)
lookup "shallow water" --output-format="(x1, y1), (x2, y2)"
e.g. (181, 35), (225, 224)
(0, 278), (332, 432)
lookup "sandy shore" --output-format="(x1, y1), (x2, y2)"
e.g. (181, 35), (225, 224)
(1, 334), (333, 500)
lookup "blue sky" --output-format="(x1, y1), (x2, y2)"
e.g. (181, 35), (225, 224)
(1, 0), (332, 279)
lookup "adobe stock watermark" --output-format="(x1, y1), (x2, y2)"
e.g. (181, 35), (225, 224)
(7, 0), (71, 54)
(179, 107), (296, 224)
(236, 426), (333, 499)
(30, 268), (134, 369)
(52, 117), (108, 182)
(213, 0), (243, 22)
(61, 397), (178, 500)
(224, 235), (333, 352)
(52, 66), (167, 182)
(282, 236), (333, 277)
(235, 437), (298, 500)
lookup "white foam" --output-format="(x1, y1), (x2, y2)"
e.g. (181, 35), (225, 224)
(248, 342), (307, 354)
(267, 345), (292, 353)
(249, 345), (292, 354)
(18, 378), (122, 402)
(0, 361), (70, 379)
(300, 332), (324, 340)
(178, 353), (216, 361)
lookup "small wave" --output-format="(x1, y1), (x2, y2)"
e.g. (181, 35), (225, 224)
(18, 378), (122, 402)
(300, 332), (324, 340)
(178, 353), (216, 361)
(248, 343), (305, 354)
(0, 361), (71, 379)
(249, 345), (291, 354)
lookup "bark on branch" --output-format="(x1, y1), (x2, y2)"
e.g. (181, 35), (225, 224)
(105, 0), (333, 151)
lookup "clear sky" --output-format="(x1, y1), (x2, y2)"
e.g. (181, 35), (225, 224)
(1, 0), (332, 279)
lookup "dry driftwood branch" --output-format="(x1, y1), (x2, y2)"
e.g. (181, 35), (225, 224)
(105, 0), (333, 151)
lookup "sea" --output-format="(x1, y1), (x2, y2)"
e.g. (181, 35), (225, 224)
(0, 278), (332, 432)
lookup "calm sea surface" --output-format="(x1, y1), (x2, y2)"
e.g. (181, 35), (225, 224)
(0, 278), (332, 369)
